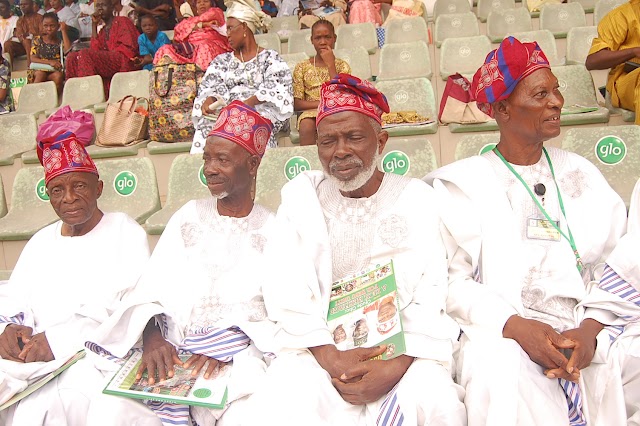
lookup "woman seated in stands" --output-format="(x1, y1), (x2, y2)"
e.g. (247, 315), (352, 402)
(378, 0), (422, 24)
(28, 13), (72, 96)
(348, 0), (382, 25)
(153, 0), (231, 71)
(297, 0), (347, 29)
(190, 0), (293, 154)
(65, 0), (140, 94)
(293, 20), (349, 145)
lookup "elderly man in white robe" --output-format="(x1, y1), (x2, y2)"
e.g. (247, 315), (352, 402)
(245, 74), (467, 426)
(425, 37), (640, 426)
(0, 133), (150, 425)
(85, 100), (279, 426)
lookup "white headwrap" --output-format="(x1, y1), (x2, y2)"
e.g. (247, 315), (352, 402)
(225, 0), (272, 33)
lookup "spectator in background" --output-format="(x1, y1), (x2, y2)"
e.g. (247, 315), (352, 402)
(28, 13), (71, 96)
(47, 0), (80, 41)
(3, 0), (43, 65)
(65, 0), (140, 93)
(0, 45), (12, 113)
(66, 0), (80, 15)
(259, 0), (277, 17)
(132, 0), (176, 30)
(378, 0), (422, 24)
(348, 0), (382, 25)
(176, 0), (196, 20)
(113, 0), (137, 25)
(134, 13), (168, 70)
(77, 0), (96, 39)
(0, 0), (19, 47)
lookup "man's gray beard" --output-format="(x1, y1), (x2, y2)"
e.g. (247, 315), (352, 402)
(211, 192), (229, 200)
(325, 151), (381, 193)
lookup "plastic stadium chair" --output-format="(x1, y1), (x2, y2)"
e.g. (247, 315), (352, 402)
(288, 29), (315, 57)
(271, 16), (299, 42)
(455, 133), (500, 160)
(561, 125), (640, 207)
(375, 78), (438, 136)
(432, 0), (472, 21)
(254, 145), (323, 212)
(539, 3), (586, 39)
(439, 35), (492, 80)
(334, 47), (373, 81)
(0, 175), (8, 219)
(379, 138), (439, 178)
(0, 114), (38, 165)
(15, 81), (58, 117)
(510, 30), (561, 66)
(95, 157), (161, 223)
(487, 8), (532, 43)
(377, 41), (432, 81)
(476, 0), (515, 22)
(384, 17), (429, 44)
(46, 75), (105, 116)
(569, 0), (596, 13)
(552, 64), (609, 125)
(255, 33), (282, 54)
(566, 26), (598, 65)
(94, 70), (151, 113)
(434, 12), (479, 48)
(336, 23), (378, 54)
(161, 30), (174, 41)
(281, 52), (309, 72)
(594, 0), (626, 25)
(145, 154), (211, 234)
(0, 167), (58, 240)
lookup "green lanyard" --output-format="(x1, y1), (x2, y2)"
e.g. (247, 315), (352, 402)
(493, 147), (583, 273)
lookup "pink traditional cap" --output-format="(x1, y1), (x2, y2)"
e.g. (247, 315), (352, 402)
(207, 100), (273, 157)
(37, 132), (99, 185)
(471, 36), (550, 117)
(317, 73), (390, 125)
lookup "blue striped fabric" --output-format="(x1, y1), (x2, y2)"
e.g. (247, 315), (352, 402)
(0, 312), (24, 326)
(559, 379), (586, 426)
(377, 383), (404, 426)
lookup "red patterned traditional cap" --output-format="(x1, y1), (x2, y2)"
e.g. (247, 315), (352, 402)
(208, 101), (273, 157)
(471, 36), (550, 117)
(37, 132), (99, 185)
(317, 73), (390, 125)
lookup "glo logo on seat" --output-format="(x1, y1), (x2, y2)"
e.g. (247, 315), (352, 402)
(36, 178), (49, 201)
(114, 171), (137, 196)
(595, 135), (627, 165)
(284, 156), (311, 181)
(382, 151), (410, 176)
(199, 164), (207, 187)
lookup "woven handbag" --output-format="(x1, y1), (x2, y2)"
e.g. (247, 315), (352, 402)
(96, 96), (149, 147)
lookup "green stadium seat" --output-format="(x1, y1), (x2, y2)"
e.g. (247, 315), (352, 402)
(448, 120), (499, 133)
(375, 78), (438, 136)
(510, 30), (561, 66)
(566, 26), (598, 65)
(147, 141), (193, 155)
(0, 114), (38, 165)
(336, 23), (378, 54)
(288, 29), (315, 57)
(432, 0), (472, 21)
(476, 0), (515, 22)
(594, 0), (626, 25)
(439, 35), (492, 80)
(281, 52), (309, 72)
(569, 0), (596, 13)
(384, 17), (429, 44)
(455, 133), (500, 160)
(0, 270), (11, 281)
(94, 70), (151, 113)
(271, 16), (299, 42)
(45, 75), (105, 116)
(552, 64), (610, 125)
(288, 116), (300, 144)
(95, 157), (161, 223)
(144, 154), (211, 234)
(15, 81), (58, 117)
(255, 33), (282, 53)
(254, 145), (323, 212)
(561, 125), (640, 207)
(334, 47), (373, 81)
(0, 167), (58, 240)
(0, 175), (8, 219)
(539, 3), (586, 39)
(434, 12), (479, 48)
(377, 41), (432, 81)
(380, 138), (439, 178)
(487, 8), (532, 43)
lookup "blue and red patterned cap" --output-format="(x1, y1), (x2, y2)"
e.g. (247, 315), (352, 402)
(317, 73), (390, 125)
(208, 100), (273, 157)
(37, 132), (99, 185)
(471, 36), (550, 117)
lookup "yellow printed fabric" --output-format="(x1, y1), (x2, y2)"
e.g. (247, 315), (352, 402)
(589, 0), (640, 123)
(293, 58), (351, 126)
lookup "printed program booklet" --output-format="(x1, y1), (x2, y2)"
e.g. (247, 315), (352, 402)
(328, 261), (406, 360)
(103, 350), (230, 409)
(0, 350), (86, 411)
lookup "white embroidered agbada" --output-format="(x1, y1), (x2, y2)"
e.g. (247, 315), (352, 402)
(0, 212), (150, 426)
(86, 198), (280, 426)
(245, 170), (466, 426)
(425, 148), (640, 426)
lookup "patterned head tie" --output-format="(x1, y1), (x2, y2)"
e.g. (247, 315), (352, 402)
(208, 100), (273, 157)
(471, 36), (550, 117)
(37, 132), (99, 185)
(317, 73), (390, 125)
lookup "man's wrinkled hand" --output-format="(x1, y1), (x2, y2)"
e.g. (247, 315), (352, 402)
(183, 354), (220, 379)
(313, 344), (386, 380)
(19, 332), (54, 363)
(0, 324), (32, 362)
(136, 330), (182, 385)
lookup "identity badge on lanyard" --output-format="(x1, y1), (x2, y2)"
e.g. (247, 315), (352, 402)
(494, 147), (584, 273)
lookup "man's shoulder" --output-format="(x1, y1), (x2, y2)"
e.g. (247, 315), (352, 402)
(425, 155), (491, 185)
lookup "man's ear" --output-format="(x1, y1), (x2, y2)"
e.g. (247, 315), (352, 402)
(248, 154), (261, 178)
(493, 100), (509, 122)
(377, 129), (389, 155)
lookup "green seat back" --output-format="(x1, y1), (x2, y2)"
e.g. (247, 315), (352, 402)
(0, 113), (38, 164)
(593, 0), (625, 24)
(440, 35), (492, 80)
(336, 23), (378, 54)
(15, 81), (58, 115)
(568, 0), (596, 14)
(432, 0), (472, 21)
(435, 12), (479, 48)
(288, 29), (315, 57)
(378, 41), (432, 81)
(476, 0), (515, 22)
(384, 17), (429, 44)
(566, 26), (598, 65)
(539, 2), (586, 39)
(375, 78), (437, 119)
(271, 16), (299, 41)
(380, 138), (438, 178)
(334, 47), (373, 81)
(281, 52), (309, 73)
(60, 75), (105, 110)
(510, 30), (560, 65)
(487, 8), (532, 43)
(256, 33), (282, 53)
(455, 133), (500, 161)
(107, 70), (151, 104)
